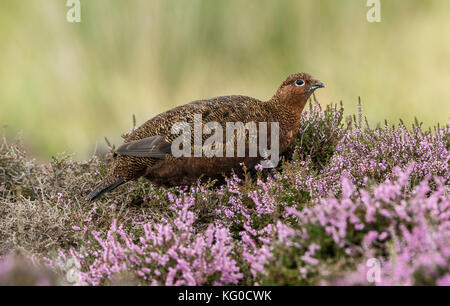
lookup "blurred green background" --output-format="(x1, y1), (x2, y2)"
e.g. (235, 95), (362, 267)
(0, 0), (449, 161)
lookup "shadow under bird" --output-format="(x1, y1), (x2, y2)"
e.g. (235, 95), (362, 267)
(87, 73), (324, 201)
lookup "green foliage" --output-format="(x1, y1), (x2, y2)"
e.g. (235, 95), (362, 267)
(290, 101), (347, 171)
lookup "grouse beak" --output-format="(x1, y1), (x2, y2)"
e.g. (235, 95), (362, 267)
(310, 81), (325, 91)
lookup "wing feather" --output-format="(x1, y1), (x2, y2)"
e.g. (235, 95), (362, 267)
(115, 135), (171, 158)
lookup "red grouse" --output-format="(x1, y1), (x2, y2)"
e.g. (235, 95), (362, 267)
(87, 73), (324, 201)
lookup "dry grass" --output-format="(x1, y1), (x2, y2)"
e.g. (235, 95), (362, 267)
(0, 134), (176, 257)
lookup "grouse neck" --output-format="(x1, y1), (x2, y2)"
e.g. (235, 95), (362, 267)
(266, 95), (308, 121)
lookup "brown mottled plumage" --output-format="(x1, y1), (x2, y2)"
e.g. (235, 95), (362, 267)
(87, 73), (324, 201)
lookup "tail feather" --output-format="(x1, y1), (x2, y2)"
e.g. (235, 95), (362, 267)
(86, 177), (125, 202)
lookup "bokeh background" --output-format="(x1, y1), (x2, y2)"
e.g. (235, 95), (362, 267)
(1, 0), (449, 161)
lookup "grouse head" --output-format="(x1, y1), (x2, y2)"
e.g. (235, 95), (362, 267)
(273, 72), (324, 108)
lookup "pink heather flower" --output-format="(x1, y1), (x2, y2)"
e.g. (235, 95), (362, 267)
(364, 231), (379, 245)
(378, 232), (389, 241)
(301, 255), (319, 266)
(254, 164), (263, 172)
(437, 274), (450, 286)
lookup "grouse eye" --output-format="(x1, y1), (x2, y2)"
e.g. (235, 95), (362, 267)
(295, 79), (305, 87)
